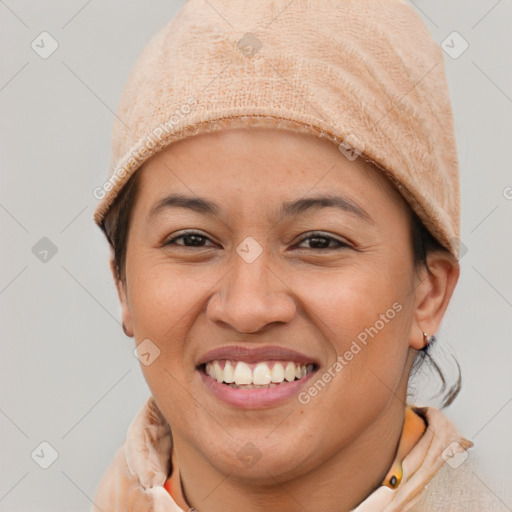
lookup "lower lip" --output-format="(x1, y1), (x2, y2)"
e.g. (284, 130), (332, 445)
(198, 366), (318, 409)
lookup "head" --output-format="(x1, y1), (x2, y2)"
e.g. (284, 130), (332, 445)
(99, 127), (460, 480)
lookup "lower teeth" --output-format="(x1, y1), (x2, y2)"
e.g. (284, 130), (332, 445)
(225, 381), (297, 389)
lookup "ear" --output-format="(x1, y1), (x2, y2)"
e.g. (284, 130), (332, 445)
(109, 252), (134, 338)
(409, 250), (460, 350)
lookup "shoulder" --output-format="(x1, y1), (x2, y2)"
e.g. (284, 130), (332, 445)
(409, 454), (512, 512)
(89, 395), (175, 511)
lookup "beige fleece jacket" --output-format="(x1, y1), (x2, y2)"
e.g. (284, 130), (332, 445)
(90, 396), (511, 511)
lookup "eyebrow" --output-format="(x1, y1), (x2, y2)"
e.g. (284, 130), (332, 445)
(146, 193), (374, 225)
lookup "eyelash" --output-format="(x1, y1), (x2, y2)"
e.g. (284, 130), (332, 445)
(164, 231), (350, 250)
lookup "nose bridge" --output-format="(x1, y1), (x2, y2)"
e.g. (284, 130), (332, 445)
(231, 240), (272, 294)
(208, 238), (296, 332)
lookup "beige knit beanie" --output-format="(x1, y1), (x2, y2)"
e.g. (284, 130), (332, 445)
(93, 0), (461, 260)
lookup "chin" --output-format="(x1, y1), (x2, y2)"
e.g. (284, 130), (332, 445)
(199, 432), (319, 482)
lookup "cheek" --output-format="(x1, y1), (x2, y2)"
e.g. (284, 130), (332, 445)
(127, 261), (203, 345)
(126, 263), (207, 428)
(293, 263), (412, 411)
(294, 261), (409, 346)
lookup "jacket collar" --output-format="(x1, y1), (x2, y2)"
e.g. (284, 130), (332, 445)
(121, 395), (473, 511)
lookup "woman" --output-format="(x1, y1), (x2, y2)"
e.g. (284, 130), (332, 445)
(90, 0), (507, 510)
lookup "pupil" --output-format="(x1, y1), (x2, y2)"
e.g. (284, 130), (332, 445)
(186, 234), (203, 246)
(310, 237), (328, 248)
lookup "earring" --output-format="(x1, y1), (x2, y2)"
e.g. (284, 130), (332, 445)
(423, 332), (435, 345)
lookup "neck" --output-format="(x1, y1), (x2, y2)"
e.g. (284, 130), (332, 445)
(169, 400), (411, 512)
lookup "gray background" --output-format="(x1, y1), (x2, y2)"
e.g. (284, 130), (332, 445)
(1, 0), (511, 510)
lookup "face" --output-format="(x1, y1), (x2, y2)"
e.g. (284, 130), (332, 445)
(115, 127), (455, 481)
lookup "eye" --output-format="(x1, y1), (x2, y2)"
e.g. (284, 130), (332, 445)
(163, 230), (350, 250)
(164, 231), (215, 248)
(295, 232), (350, 250)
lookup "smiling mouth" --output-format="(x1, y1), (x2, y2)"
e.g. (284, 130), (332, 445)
(201, 360), (318, 389)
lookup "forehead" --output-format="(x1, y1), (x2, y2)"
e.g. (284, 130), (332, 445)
(135, 127), (409, 222)
(144, 127), (373, 177)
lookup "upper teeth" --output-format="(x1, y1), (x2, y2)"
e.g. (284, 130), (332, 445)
(205, 360), (313, 385)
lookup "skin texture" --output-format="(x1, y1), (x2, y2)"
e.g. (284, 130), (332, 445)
(111, 127), (459, 512)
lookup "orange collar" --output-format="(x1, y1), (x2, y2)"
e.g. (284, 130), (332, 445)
(380, 405), (427, 489)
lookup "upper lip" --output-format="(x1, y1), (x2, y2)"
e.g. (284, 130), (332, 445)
(196, 345), (320, 368)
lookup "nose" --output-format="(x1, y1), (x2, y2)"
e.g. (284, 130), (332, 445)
(206, 250), (297, 334)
